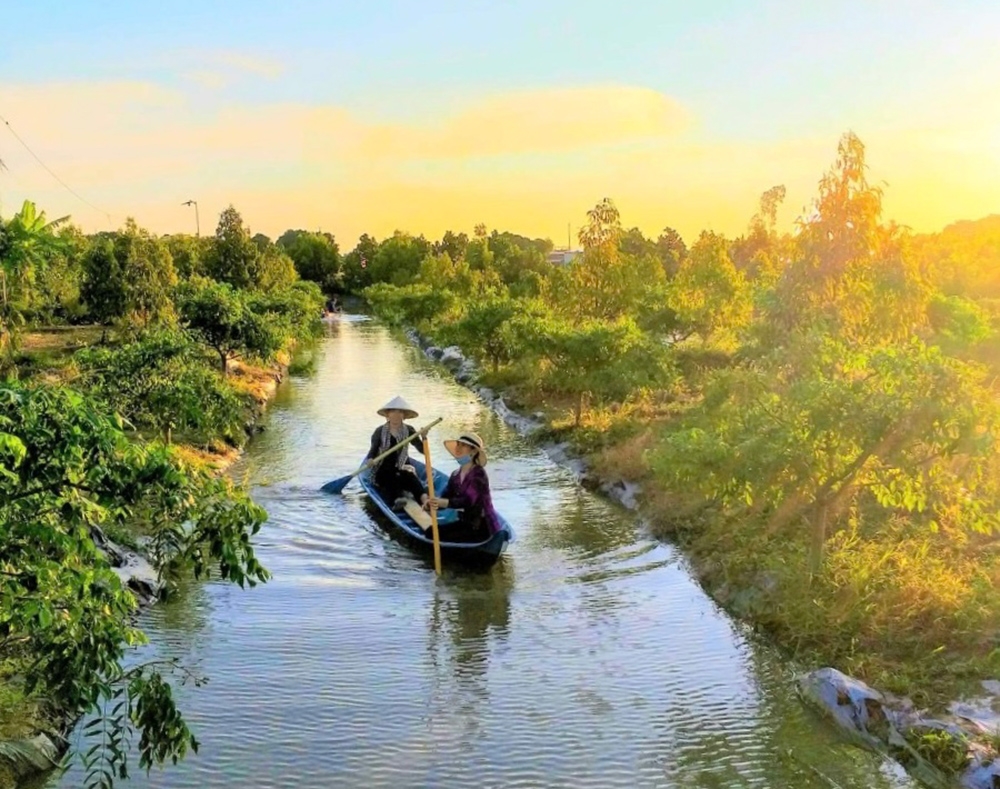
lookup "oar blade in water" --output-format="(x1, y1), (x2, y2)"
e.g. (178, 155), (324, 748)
(320, 474), (355, 494)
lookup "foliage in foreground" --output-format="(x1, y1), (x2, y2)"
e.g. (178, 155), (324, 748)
(0, 383), (269, 787)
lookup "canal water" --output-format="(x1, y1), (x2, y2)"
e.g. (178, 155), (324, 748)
(45, 315), (916, 788)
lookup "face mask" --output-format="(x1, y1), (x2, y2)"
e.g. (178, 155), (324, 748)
(456, 454), (473, 466)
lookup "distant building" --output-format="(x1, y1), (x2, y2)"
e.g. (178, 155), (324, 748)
(546, 249), (582, 266)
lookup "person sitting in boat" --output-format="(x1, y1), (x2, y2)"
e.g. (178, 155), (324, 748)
(422, 432), (501, 543)
(366, 396), (429, 508)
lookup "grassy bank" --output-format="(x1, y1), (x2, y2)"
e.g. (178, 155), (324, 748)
(409, 325), (1000, 710)
(346, 136), (1000, 719)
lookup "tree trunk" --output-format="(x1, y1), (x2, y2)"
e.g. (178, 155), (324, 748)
(575, 391), (584, 427)
(218, 349), (229, 376)
(809, 500), (828, 578)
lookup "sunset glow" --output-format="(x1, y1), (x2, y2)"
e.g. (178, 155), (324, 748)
(2, 0), (998, 243)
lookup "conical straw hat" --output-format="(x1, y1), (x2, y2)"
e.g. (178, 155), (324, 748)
(377, 395), (419, 419)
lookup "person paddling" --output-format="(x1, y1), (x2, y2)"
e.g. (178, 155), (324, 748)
(422, 432), (501, 543)
(365, 396), (429, 508)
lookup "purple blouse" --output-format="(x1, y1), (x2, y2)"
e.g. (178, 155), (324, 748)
(440, 465), (502, 535)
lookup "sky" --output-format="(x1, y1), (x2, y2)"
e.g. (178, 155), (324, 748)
(1, 0), (998, 247)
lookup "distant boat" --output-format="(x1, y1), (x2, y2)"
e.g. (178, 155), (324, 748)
(358, 457), (514, 568)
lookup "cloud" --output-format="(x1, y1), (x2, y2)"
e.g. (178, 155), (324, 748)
(174, 50), (284, 91)
(0, 77), (997, 246)
(347, 85), (692, 160)
(181, 70), (229, 90)
(212, 51), (284, 79)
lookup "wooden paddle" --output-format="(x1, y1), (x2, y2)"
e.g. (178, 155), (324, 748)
(422, 439), (443, 576)
(320, 417), (443, 494)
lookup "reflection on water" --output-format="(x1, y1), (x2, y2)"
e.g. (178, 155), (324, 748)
(46, 316), (916, 788)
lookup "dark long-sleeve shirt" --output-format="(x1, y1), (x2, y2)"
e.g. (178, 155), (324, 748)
(439, 465), (502, 535)
(367, 424), (424, 467)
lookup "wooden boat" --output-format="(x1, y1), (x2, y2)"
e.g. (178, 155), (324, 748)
(358, 457), (514, 567)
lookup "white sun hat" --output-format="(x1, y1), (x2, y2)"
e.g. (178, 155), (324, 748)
(443, 432), (487, 467)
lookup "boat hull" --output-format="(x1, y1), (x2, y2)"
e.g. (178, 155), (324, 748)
(358, 457), (513, 568)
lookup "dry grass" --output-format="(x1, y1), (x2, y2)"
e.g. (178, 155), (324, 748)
(526, 386), (1000, 704)
(172, 442), (243, 474)
(589, 427), (657, 482)
(19, 325), (104, 354)
(228, 360), (281, 404)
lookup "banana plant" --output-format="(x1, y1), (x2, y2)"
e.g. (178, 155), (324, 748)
(0, 200), (70, 370)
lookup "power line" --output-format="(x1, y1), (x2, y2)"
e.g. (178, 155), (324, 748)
(0, 112), (113, 225)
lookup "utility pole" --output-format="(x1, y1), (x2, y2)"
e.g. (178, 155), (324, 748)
(182, 200), (200, 237)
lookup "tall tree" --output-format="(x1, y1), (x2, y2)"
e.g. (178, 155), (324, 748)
(367, 232), (430, 286)
(284, 232), (341, 292)
(341, 233), (380, 292)
(434, 230), (469, 262)
(204, 206), (260, 289)
(80, 218), (177, 332)
(655, 227), (687, 277)
(668, 230), (752, 343)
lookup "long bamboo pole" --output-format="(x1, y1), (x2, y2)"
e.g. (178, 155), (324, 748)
(422, 441), (442, 575)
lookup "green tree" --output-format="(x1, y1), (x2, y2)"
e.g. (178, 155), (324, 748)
(284, 232), (341, 293)
(465, 225), (495, 273)
(246, 281), (325, 345)
(619, 227), (656, 259)
(164, 234), (206, 279)
(434, 230), (469, 262)
(730, 185), (789, 283)
(418, 251), (476, 296)
(42, 224), (88, 321)
(204, 206), (260, 289)
(765, 132), (931, 347)
(367, 232), (430, 286)
(255, 244), (298, 292)
(80, 219), (178, 332)
(927, 293), (993, 352)
(341, 234), (380, 293)
(562, 198), (667, 322)
(652, 335), (1000, 571)
(175, 278), (283, 375)
(0, 382), (269, 788)
(535, 316), (675, 426)
(75, 331), (249, 445)
(363, 282), (457, 329)
(448, 295), (520, 372)
(667, 230), (752, 343)
(655, 226), (687, 277)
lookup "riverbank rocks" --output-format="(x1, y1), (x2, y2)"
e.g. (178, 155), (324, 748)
(92, 526), (164, 607)
(600, 479), (642, 511)
(797, 668), (896, 749)
(798, 668), (1000, 789)
(0, 732), (62, 783)
(439, 346), (465, 370)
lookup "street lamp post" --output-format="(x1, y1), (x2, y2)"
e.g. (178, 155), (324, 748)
(182, 200), (200, 237)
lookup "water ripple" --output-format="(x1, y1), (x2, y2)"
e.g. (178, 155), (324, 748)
(46, 318), (916, 789)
